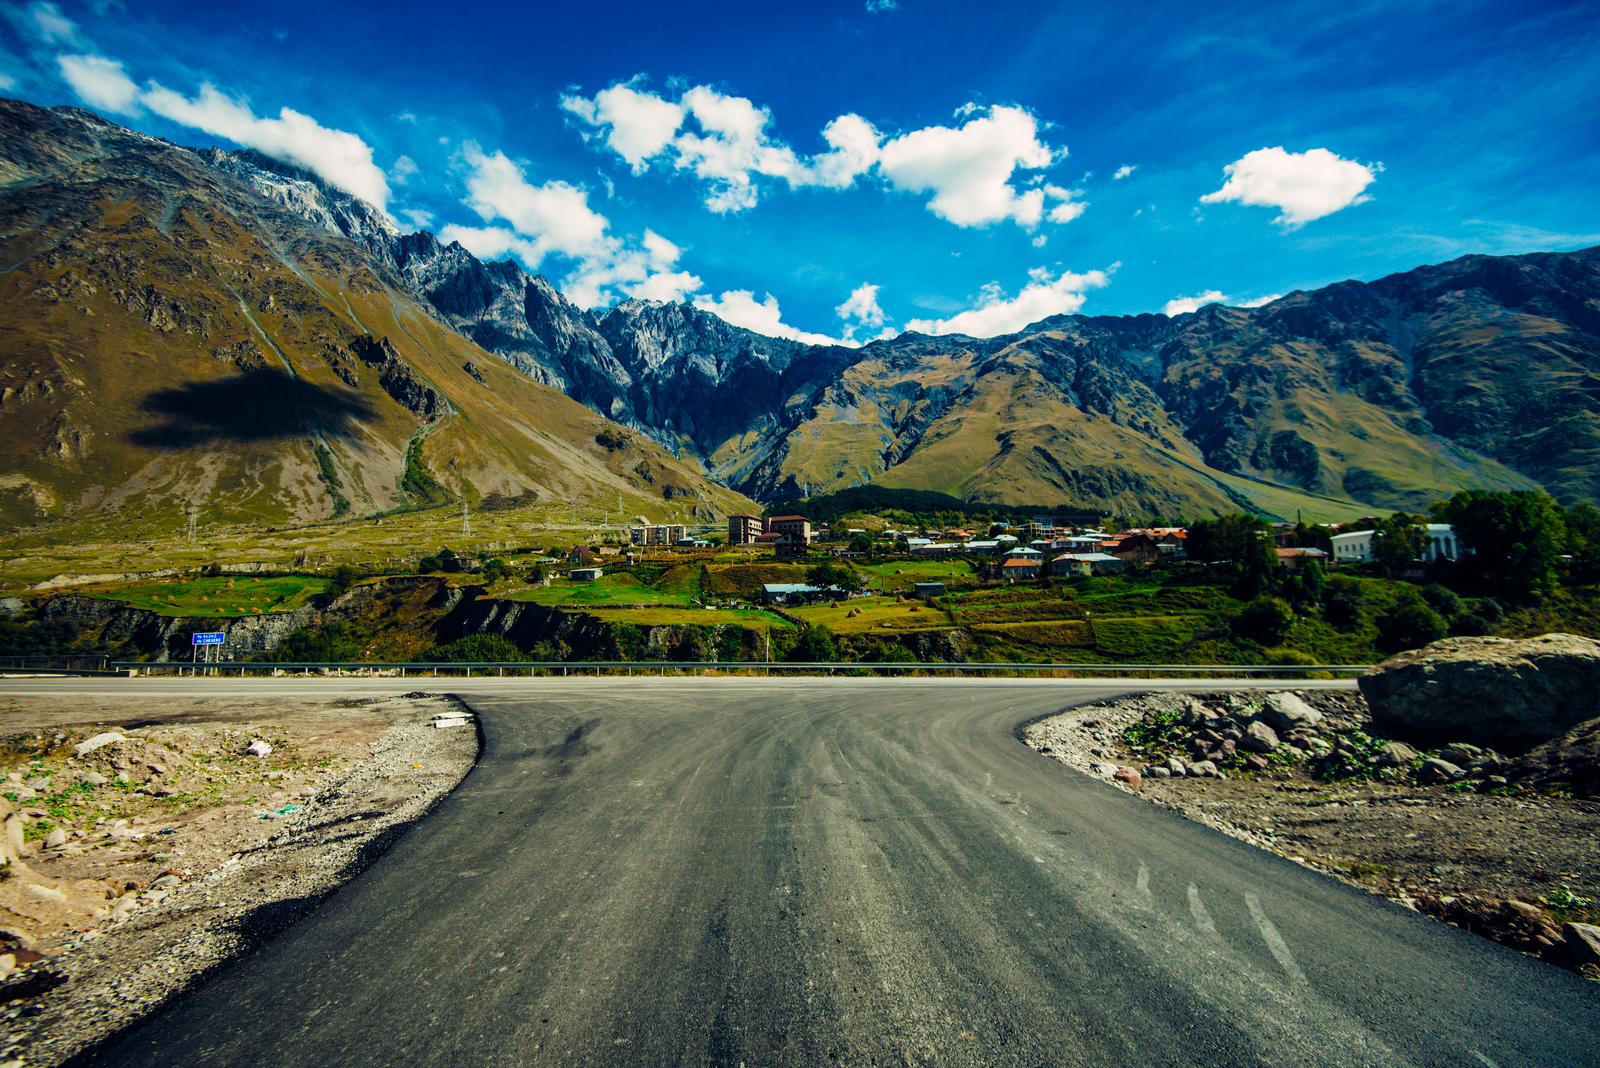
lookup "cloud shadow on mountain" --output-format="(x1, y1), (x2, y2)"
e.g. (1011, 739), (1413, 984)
(128, 368), (377, 447)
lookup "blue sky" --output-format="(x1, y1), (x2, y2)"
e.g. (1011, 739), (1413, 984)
(3, 0), (1598, 344)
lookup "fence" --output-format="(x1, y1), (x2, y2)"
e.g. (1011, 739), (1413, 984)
(77, 660), (1371, 680)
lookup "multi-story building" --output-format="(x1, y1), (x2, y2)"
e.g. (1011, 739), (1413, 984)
(727, 513), (767, 545)
(629, 524), (688, 546)
(767, 515), (813, 543)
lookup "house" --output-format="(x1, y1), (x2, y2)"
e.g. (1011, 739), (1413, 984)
(1048, 553), (1123, 576)
(1001, 558), (1041, 582)
(728, 513), (767, 545)
(1111, 533), (1160, 564)
(762, 583), (840, 604)
(965, 539), (1000, 554)
(1330, 529), (1372, 562)
(1002, 546), (1044, 563)
(569, 567), (603, 581)
(1329, 523), (1462, 564)
(1275, 547), (1329, 570)
(768, 515), (813, 543)
(567, 546), (598, 564)
(913, 582), (947, 598)
(773, 531), (810, 560)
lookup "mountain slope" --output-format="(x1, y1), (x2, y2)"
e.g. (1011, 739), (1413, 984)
(0, 99), (750, 531)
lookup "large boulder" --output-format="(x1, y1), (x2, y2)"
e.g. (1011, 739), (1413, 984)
(1359, 633), (1600, 749)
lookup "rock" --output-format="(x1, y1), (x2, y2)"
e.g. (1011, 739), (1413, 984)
(1187, 760), (1218, 778)
(1359, 633), (1600, 748)
(1217, 739), (1238, 760)
(1113, 767), (1142, 791)
(1242, 753), (1271, 770)
(1564, 922), (1600, 966)
(83, 771), (109, 786)
(43, 827), (66, 849)
(1440, 743), (1482, 765)
(1373, 741), (1419, 768)
(74, 732), (125, 757)
(1417, 757), (1465, 785)
(1259, 692), (1323, 733)
(247, 740), (273, 757)
(1241, 721), (1280, 753)
(1167, 757), (1186, 776)
(24, 884), (65, 903)
(1148, 767), (1172, 779)
(150, 874), (182, 890)
(1092, 762), (1118, 777)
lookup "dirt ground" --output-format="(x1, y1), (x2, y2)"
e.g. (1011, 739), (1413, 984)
(0, 692), (478, 1066)
(1025, 690), (1600, 977)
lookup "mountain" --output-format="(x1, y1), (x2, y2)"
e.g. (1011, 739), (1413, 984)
(4, 97), (1596, 532)
(0, 99), (751, 532)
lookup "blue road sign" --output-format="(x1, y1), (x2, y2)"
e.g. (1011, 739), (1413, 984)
(191, 632), (226, 645)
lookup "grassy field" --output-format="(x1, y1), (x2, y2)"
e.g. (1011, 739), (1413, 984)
(789, 596), (955, 633)
(575, 607), (788, 630)
(501, 572), (697, 607)
(856, 559), (976, 592)
(80, 575), (328, 617)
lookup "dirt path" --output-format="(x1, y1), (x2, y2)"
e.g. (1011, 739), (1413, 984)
(0, 693), (478, 1066)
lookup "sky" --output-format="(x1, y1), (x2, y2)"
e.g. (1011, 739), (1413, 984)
(3, 0), (1598, 345)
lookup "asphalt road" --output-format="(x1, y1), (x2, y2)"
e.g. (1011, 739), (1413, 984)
(15, 677), (1598, 1067)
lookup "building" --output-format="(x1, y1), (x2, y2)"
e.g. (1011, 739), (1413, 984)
(1048, 553), (1123, 576)
(1330, 524), (1462, 564)
(965, 539), (1000, 554)
(569, 567), (603, 581)
(1111, 533), (1161, 564)
(773, 531), (810, 560)
(728, 513), (767, 545)
(1275, 547), (1329, 570)
(761, 583), (843, 604)
(913, 582), (946, 598)
(767, 515), (813, 543)
(1002, 546), (1044, 563)
(630, 524), (687, 547)
(1001, 558), (1041, 582)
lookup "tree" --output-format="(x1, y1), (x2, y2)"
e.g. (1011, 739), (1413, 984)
(806, 563), (863, 595)
(325, 564), (359, 599)
(1376, 603), (1447, 654)
(1188, 514), (1276, 591)
(1322, 575), (1364, 629)
(1371, 513), (1426, 575)
(480, 557), (511, 584)
(1231, 597), (1296, 645)
(789, 625), (837, 662)
(1438, 490), (1567, 597)
(848, 533), (873, 554)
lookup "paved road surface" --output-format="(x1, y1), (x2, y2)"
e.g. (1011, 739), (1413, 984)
(11, 677), (1596, 1067)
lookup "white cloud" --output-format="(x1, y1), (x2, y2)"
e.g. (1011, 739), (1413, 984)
(1239, 293), (1282, 308)
(18, 2), (82, 46)
(139, 81), (392, 209)
(56, 53), (140, 114)
(905, 267), (1111, 337)
(563, 85), (1074, 228)
(1113, 164), (1136, 180)
(865, 0), (898, 11)
(54, 49), (396, 211)
(560, 83), (684, 174)
(397, 207), (434, 230)
(695, 290), (842, 346)
(449, 144), (700, 308)
(836, 282), (895, 342)
(878, 105), (1073, 228)
(389, 155), (418, 183)
(1200, 146), (1377, 228)
(0, 73), (14, 91)
(1162, 290), (1227, 316)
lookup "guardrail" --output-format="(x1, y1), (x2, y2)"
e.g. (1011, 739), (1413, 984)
(96, 660), (1371, 679)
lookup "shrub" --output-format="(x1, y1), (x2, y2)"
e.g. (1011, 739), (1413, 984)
(420, 634), (527, 662)
(1375, 603), (1448, 654)
(1323, 577), (1364, 630)
(1231, 597), (1295, 645)
(1421, 583), (1462, 617)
